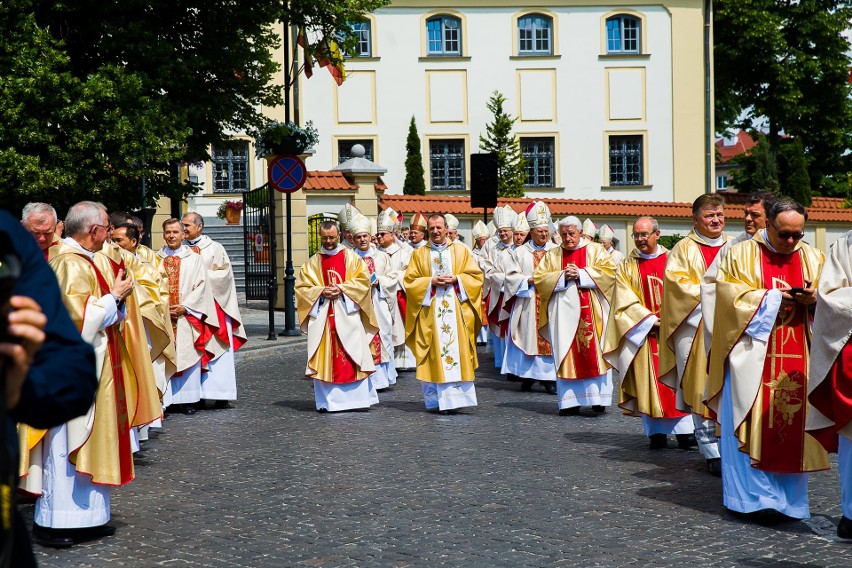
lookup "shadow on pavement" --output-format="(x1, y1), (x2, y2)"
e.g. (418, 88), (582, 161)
(272, 399), (317, 412)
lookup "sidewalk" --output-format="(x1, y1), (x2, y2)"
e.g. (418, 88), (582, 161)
(236, 297), (307, 362)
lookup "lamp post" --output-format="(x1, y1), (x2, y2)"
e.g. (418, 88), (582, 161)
(280, 6), (300, 337)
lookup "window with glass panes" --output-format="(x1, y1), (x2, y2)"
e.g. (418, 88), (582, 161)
(608, 135), (644, 186)
(426, 16), (461, 55)
(352, 21), (371, 57)
(606, 15), (640, 54)
(212, 142), (249, 193)
(521, 137), (555, 187)
(338, 140), (374, 163)
(429, 140), (465, 190)
(518, 15), (552, 55)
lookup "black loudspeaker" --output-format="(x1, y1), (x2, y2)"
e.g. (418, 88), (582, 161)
(470, 153), (498, 209)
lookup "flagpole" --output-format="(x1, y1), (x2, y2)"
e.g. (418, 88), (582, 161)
(281, 2), (299, 337)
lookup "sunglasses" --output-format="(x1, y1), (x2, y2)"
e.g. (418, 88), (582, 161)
(769, 221), (804, 241)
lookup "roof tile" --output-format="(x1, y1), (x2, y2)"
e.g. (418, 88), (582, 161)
(304, 171), (357, 191)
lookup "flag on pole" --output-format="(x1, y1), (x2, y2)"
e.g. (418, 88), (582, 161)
(296, 27), (313, 79)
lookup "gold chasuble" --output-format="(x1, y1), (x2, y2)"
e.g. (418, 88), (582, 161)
(20, 243), (142, 489)
(534, 241), (615, 380)
(403, 242), (483, 383)
(658, 230), (731, 417)
(604, 248), (688, 419)
(706, 234), (828, 473)
(296, 248), (378, 383)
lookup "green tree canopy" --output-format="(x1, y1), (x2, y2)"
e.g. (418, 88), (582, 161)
(403, 116), (426, 196)
(715, 0), (852, 196)
(479, 91), (526, 198)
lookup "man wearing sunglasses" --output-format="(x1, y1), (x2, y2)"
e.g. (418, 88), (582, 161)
(706, 198), (827, 522)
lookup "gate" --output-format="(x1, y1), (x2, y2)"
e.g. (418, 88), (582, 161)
(242, 185), (275, 301)
(308, 213), (339, 256)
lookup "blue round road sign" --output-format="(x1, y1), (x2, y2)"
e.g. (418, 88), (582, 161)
(268, 155), (307, 193)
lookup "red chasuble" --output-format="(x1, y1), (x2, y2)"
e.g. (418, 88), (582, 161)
(638, 253), (687, 419)
(322, 251), (359, 384)
(362, 255), (383, 365)
(757, 246), (809, 473)
(531, 249), (552, 357)
(561, 247), (605, 379)
(810, 340), (852, 452)
(697, 242), (724, 270)
(81, 255), (134, 485)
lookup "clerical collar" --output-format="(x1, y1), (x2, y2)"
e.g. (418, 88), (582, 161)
(320, 244), (344, 256)
(429, 241), (448, 252)
(637, 245), (663, 259)
(163, 245), (183, 257)
(530, 241), (548, 250)
(186, 236), (203, 246)
(498, 241), (511, 249)
(760, 229), (782, 253)
(411, 240), (425, 248)
(694, 231), (725, 247)
(355, 246), (372, 258)
(63, 237), (96, 259)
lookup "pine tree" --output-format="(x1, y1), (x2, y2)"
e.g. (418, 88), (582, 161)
(403, 116), (426, 195)
(779, 138), (812, 206)
(479, 91), (526, 198)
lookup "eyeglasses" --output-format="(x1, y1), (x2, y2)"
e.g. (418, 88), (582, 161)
(768, 221), (805, 241)
(631, 232), (657, 239)
(90, 223), (111, 233)
(376, 232), (388, 237)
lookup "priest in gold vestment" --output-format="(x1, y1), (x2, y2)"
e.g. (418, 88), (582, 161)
(534, 216), (615, 416)
(604, 217), (692, 448)
(19, 201), (138, 543)
(706, 199), (828, 520)
(659, 194), (731, 470)
(296, 221), (380, 412)
(404, 214), (483, 413)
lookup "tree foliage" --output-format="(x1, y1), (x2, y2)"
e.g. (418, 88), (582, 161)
(403, 117), (426, 196)
(714, 0), (852, 196)
(479, 91), (526, 198)
(0, 0), (387, 216)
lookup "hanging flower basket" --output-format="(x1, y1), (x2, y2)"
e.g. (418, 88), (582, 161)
(250, 120), (319, 158)
(217, 200), (244, 225)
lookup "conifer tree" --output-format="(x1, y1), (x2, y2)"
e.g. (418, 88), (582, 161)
(479, 91), (526, 198)
(403, 116), (426, 195)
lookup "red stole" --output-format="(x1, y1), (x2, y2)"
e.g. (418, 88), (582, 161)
(79, 254), (134, 485)
(531, 248), (552, 357)
(638, 253), (686, 418)
(697, 241), (723, 269)
(322, 251), (359, 383)
(561, 246), (603, 379)
(362, 254), (382, 365)
(757, 246), (808, 472)
(162, 254), (213, 373)
(810, 340), (852, 453)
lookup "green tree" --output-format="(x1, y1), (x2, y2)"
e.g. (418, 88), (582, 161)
(715, 0), (852, 196)
(0, 0), (388, 215)
(779, 138), (812, 206)
(403, 116), (426, 196)
(730, 137), (780, 194)
(479, 91), (526, 198)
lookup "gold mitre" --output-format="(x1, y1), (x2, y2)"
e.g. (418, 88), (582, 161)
(410, 212), (428, 229)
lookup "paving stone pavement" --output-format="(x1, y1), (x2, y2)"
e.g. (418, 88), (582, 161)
(24, 345), (852, 567)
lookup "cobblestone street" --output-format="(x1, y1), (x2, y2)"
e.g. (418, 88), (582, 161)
(26, 345), (851, 567)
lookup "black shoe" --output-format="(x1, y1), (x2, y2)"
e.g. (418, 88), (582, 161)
(317, 408), (328, 413)
(213, 400), (230, 409)
(520, 379), (534, 392)
(649, 434), (668, 450)
(559, 406), (580, 416)
(676, 434), (698, 449)
(439, 409), (453, 415)
(543, 382), (557, 395)
(838, 516), (852, 539)
(707, 457), (722, 477)
(181, 404), (197, 415)
(592, 405), (606, 413)
(32, 525), (75, 548)
(506, 374), (521, 382)
(71, 524), (116, 542)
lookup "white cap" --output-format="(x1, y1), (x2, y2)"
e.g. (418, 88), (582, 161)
(377, 208), (399, 232)
(338, 203), (361, 231)
(513, 214), (530, 233)
(599, 224), (615, 241)
(493, 205), (518, 230)
(582, 218), (597, 238)
(526, 201), (551, 229)
(472, 220), (488, 240)
(349, 214), (372, 235)
(445, 213), (459, 231)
